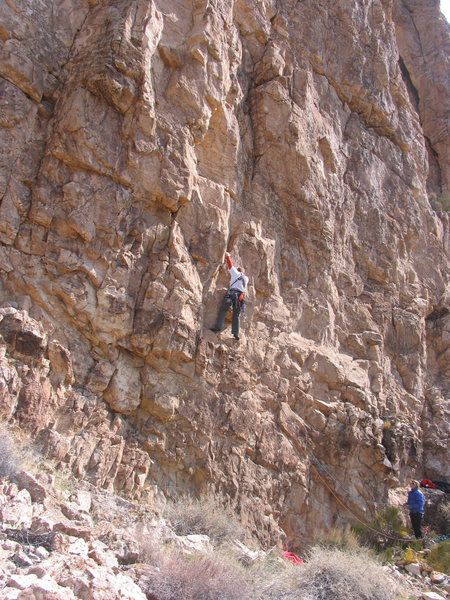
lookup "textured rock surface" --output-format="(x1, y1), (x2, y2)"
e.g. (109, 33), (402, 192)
(0, 0), (449, 548)
(0, 473), (446, 599)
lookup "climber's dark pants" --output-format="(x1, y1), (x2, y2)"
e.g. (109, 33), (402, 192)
(410, 512), (423, 538)
(214, 290), (242, 337)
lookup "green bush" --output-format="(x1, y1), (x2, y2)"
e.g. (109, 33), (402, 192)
(352, 507), (408, 552)
(427, 540), (450, 574)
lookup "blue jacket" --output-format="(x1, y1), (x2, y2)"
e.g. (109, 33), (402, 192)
(407, 487), (425, 513)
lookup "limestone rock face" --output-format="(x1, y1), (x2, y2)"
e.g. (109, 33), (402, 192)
(0, 0), (448, 548)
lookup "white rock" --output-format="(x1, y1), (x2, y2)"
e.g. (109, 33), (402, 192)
(2, 540), (18, 552)
(174, 534), (212, 555)
(6, 573), (39, 590)
(73, 490), (92, 513)
(232, 540), (263, 564)
(33, 546), (50, 560)
(12, 550), (34, 568)
(16, 575), (77, 599)
(68, 565), (147, 600)
(68, 537), (89, 557)
(88, 540), (119, 568)
(2, 589), (21, 600)
(421, 592), (446, 600)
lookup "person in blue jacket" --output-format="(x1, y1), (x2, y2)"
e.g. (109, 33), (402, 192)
(405, 480), (425, 538)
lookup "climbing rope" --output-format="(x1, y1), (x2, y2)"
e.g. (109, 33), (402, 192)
(216, 268), (424, 543)
(308, 450), (392, 508)
(241, 315), (422, 542)
(310, 461), (422, 543)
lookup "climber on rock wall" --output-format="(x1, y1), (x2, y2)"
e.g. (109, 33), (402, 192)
(210, 252), (248, 341)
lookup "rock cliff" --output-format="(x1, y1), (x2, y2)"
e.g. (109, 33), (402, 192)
(0, 0), (449, 548)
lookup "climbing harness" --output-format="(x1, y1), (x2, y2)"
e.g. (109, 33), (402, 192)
(209, 261), (422, 542)
(226, 288), (245, 312)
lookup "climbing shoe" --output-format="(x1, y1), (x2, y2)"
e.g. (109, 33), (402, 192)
(210, 328), (221, 332)
(234, 335), (240, 340)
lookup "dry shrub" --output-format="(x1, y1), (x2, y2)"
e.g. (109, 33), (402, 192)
(143, 554), (255, 600)
(295, 546), (400, 600)
(433, 499), (450, 535)
(316, 524), (361, 551)
(440, 502), (450, 535)
(0, 428), (18, 480)
(164, 494), (244, 545)
(255, 561), (302, 600)
(430, 193), (450, 213)
(134, 522), (165, 566)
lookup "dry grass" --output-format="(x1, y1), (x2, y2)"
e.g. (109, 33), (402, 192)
(436, 500), (450, 535)
(0, 427), (18, 480)
(258, 545), (404, 600)
(134, 521), (166, 566)
(315, 524), (361, 551)
(294, 546), (400, 600)
(164, 493), (245, 546)
(154, 497), (405, 600)
(143, 554), (255, 600)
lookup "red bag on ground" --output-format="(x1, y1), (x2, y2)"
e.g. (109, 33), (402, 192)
(283, 551), (304, 565)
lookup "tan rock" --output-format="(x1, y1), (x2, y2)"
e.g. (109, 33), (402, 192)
(0, 0), (448, 551)
(430, 572), (447, 584)
(47, 340), (74, 386)
(405, 563), (422, 576)
(0, 309), (46, 363)
(13, 472), (47, 503)
(103, 353), (142, 415)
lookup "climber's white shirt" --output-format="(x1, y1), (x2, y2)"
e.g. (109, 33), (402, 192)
(229, 266), (248, 293)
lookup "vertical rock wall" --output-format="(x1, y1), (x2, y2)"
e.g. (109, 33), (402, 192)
(0, 0), (448, 548)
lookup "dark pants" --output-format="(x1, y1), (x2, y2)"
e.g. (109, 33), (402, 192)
(214, 290), (242, 337)
(410, 512), (423, 538)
